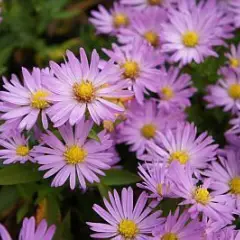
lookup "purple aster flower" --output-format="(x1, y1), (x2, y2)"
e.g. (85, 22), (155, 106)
(169, 162), (234, 224)
(0, 217), (56, 240)
(0, 68), (52, 130)
(117, 8), (168, 49)
(33, 120), (114, 190)
(157, 66), (196, 111)
(152, 208), (204, 240)
(45, 48), (133, 126)
(148, 122), (218, 171)
(87, 187), (163, 239)
(225, 44), (240, 72)
(161, 0), (234, 65)
(205, 67), (240, 113)
(0, 130), (33, 164)
(137, 163), (173, 201)
(224, 1), (240, 28)
(89, 3), (133, 35)
(117, 99), (186, 156)
(103, 38), (164, 104)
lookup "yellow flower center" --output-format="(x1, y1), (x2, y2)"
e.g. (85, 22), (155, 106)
(113, 13), (129, 28)
(193, 187), (210, 205)
(228, 84), (240, 99)
(182, 31), (199, 47)
(141, 124), (156, 139)
(64, 145), (87, 164)
(161, 87), (174, 100)
(229, 177), (240, 194)
(73, 81), (95, 102)
(122, 61), (140, 79)
(118, 219), (139, 239)
(143, 31), (159, 48)
(148, 0), (162, 5)
(31, 90), (49, 109)
(161, 233), (179, 240)
(157, 183), (163, 196)
(16, 145), (29, 157)
(169, 151), (189, 165)
(230, 58), (240, 68)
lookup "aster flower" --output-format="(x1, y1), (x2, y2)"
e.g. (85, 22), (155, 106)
(117, 8), (167, 49)
(117, 99), (186, 155)
(161, 0), (233, 65)
(148, 122), (218, 171)
(169, 162), (234, 224)
(45, 48), (132, 126)
(205, 67), (240, 113)
(87, 187), (162, 239)
(137, 163), (173, 200)
(152, 208), (204, 240)
(0, 68), (52, 130)
(89, 3), (133, 35)
(224, 1), (240, 28)
(0, 217), (56, 240)
(33, 120), (114, 190)
(157, 66), (196, 111)
(225, 44), (240, 72)
(103, 38), (164, 104)
(0, 130), (33, 164)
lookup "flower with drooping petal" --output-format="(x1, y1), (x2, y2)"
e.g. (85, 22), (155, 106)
(117, 99), (186, 155)
(0, 217), (56, 240)
(0, 130), (33, 164)
(152, 208), (204, 240)
(103, 38), (164, 104)
(87, 187), (163, 239)
(148, 122), (218, 171)
(0, 68), (52, 130)
(225, 44), (240, 72)
(169, 162), (234, 224)
(157, 66), (196, 111)
(161, 0), (234, 65)
(33, 120), (115, 190)
(44, 48), (133, 126)
(205, 67), (240, 113)
(89, 3), (133, 35)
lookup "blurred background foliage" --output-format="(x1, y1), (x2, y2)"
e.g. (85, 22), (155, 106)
(0, 0), (239, 239)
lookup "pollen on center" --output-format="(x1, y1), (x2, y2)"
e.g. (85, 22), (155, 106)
(73, 81), (95, 102)
(144, 31), (159, 48)
(113, 13), (129, 28)
(169, 151), (189, 165)
(16, 145), (29, 157)
(230, 58), (240, 68)
(118, 219), (139, 239)
(148, 0), (162, 6)
(64, 145), (87, 164)
(31, 90), (49, 109)
(161, 232), (179, 240)
(194, 187), (210, 205)
(228, 83), (240, 99)
(161, 87), (174, 100)
(229, 177), (240, 195)
(182, 31), (199, 48)
(141, 124), (157, 139)
(122, 61), (140, 79)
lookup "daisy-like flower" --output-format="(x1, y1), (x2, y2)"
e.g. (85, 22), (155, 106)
(87, 187), (162, 239)
(148, 122), (218, 171)
(0, 130), (33, 164)
(0, 68), (52, 130)
(161, 0), (233, 65)
(169, 162), (234, 224)
(0, 217), (56, 240)
(157, 66), (196, 111)
(137, 163), (172, 201)
(117, 99), (186, 155)
(33, 120), (114, 190)
(205, 67), (240, 113)
(225, 44), (240, 72)
(225, 1), (240, 28)
(103, 38), (164, 104)
(117, 8), (167, 49)
(89, 3), (133, 35)
(45, 48), (133, 126)
(152, 208), (204, 240)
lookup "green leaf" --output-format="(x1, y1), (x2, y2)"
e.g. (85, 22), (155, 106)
(88, 129), (100, 142)
(17, 203), (29, 223)
(0, 164), (42, 185)
(100, 169), (140, 186)
(97, 183), (111, 198)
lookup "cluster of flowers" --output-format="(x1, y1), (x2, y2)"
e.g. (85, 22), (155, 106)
(0, 0), (240, 239)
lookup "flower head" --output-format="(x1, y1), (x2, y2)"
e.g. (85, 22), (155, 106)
(87, 187), (162, 239)
(225, 44), (240, 72)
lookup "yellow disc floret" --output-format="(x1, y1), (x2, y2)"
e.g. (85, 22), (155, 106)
(64, 145), (87, 164)
(113, 13), (129, 28)
(16, 145), (29, 157)
(161, 87), (174, 100)
(118, 219), (139, 239)
(148, 0), (162, 6)
(228, 84), (240, 99)
(141, 124), (156, 139)
(144, 31), (159, 48)
(122, 61), (140, 79)
(229, 177), (240, 195)
(73, 81), (95, 102)
(194, 187), (210, 205)
(31, 90), (49, 109)
(161, 233), (179, 240)
(157, 183), (163, 196)
(169, 151), (189, 165)
(230, 58), (240, 68)
(182, 31), (199, 47)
